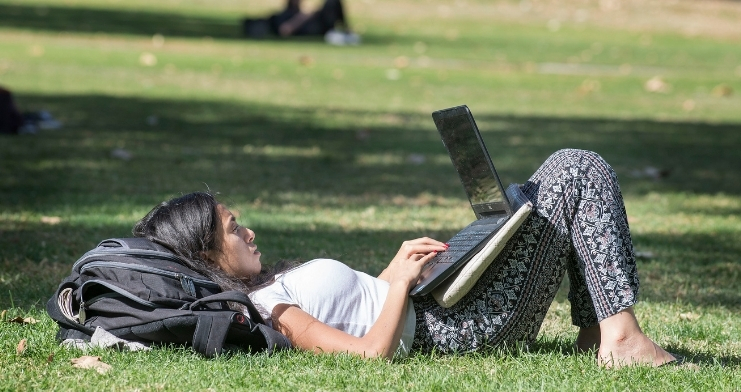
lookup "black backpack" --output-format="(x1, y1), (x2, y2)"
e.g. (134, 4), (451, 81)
(46, 238), (291, 357)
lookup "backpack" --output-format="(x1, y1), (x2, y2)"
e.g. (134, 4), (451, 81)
(46, 238), (291, 357)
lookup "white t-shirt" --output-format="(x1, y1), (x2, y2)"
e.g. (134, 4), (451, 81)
(249, 258), (416, 357)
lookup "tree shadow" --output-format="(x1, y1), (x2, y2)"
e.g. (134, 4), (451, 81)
(5, 93), (741, 210)
(2, 92), (739, 312)
(633, 231), (741, 309)
(0, 3), (401, 45)
(0, 3), (242, 39)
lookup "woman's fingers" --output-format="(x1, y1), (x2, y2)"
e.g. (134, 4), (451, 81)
(409, 253), (429, 261)
(404, 237), (446, 247)
(410, 252), (438, 277)
(388, 237), (447, 276)
(400, 243), (446, 258)
(410, 251), (437, 264)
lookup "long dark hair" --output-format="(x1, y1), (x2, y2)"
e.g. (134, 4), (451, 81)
(132, 192), (291, 312)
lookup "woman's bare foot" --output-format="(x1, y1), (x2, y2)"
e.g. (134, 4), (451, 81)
(575, 324), (601, 353)
(597, 307), (676, 368)
(597, 333), (676, 368)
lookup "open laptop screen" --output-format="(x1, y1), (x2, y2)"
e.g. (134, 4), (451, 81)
(434, 108), (509, 215)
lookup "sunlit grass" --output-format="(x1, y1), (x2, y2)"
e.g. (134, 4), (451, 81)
(1, 0), (740, 390)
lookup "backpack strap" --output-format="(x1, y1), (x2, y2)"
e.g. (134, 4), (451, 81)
(189, 291), (292, 356)
(188, 291), (265, 324)
(192, 314), (232, 357)
(255, 323), (292, 354)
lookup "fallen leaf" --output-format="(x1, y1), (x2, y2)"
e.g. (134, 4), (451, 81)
(41, 216), (61, 225)
(17, 339), (27, 355)
(29, 45), (45, 57)
(139, 52), (157, 67)
(71, 356), (112, 374)
(679, 312), (701, 321)
(152, 33), (165, 48)
(394, 56), (410, 69)
(711, 84), (733, 97)
(644, 76), (670, 93)
(1, 309), (6, 321)
(47, 353), (55, 364)
(8, 316), (38, 325)
(578, 79), (601, 95)
(298, 55), (314, 67)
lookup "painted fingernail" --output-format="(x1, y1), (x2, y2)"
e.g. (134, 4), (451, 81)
(444, 243), (450, 248)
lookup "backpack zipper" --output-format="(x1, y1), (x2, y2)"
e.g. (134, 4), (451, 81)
(78, 292), (122, 323)
(80, 261), (219, 290)
(79, 279), (162, 315)
(73, 249), (193, 271)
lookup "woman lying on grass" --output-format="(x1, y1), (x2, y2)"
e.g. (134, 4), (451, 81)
(133, 149), (677, 368)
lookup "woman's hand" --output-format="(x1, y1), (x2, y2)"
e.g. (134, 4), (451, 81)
(378, 237), (447, 289)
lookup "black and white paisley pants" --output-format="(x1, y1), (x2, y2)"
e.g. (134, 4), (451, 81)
(411, 149), (640, 354)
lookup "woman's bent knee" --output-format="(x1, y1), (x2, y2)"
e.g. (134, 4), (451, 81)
(549, 149), (611, 173)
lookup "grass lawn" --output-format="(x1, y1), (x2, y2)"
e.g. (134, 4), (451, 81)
(1, 0), (740, 390)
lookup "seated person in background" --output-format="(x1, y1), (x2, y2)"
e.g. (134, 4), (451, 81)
(244, 0), (359, 45)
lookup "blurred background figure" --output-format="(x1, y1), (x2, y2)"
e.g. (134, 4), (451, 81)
(0, 87), (62, 135)
(243, 0), (360, 45)
(0, 87), (23, 135)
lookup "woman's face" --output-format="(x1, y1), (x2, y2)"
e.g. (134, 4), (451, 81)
(208, 204), (262, 278)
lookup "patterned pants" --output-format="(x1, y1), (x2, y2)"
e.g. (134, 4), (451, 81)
(411, 149), (640, 354)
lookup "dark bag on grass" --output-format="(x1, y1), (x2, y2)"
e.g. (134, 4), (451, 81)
(46, 238), (291, 357)
(0, 87), (23, 135)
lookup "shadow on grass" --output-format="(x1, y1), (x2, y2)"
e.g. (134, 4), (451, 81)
(0, 3), (400, 45)
(1, 92), (739, 311)
(1, 222), (739, 311)
(634, 231), (741, 309)
(4, 92), (741, 211)
(0, 3), (241, 39)
(532, 337), (741, 368)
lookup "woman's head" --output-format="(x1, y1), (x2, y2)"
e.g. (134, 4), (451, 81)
(133, 192), (261, 281)
(207, 203), (262, 278)
(133, 192), (222, 265)
(134, 192), (295, 310)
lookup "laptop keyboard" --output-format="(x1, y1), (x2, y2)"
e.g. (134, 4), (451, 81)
(428, 217), (507, 266)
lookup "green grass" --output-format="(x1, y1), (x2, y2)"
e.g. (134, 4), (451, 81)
(1, 0), (740, 390)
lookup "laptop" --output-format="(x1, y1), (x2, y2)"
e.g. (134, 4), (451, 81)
(409, 105), (516, 297)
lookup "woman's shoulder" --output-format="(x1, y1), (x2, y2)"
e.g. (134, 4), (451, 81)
(286, 258), (345, 270)
(278, 258), (351, 278)
(250, 259), (357, 305)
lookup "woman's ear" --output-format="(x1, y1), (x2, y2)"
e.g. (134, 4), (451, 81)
(201, 250), (218, 265)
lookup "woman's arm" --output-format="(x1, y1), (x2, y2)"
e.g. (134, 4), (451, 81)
(273, 238), (446, 359)
(271, 280), (411, 359)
